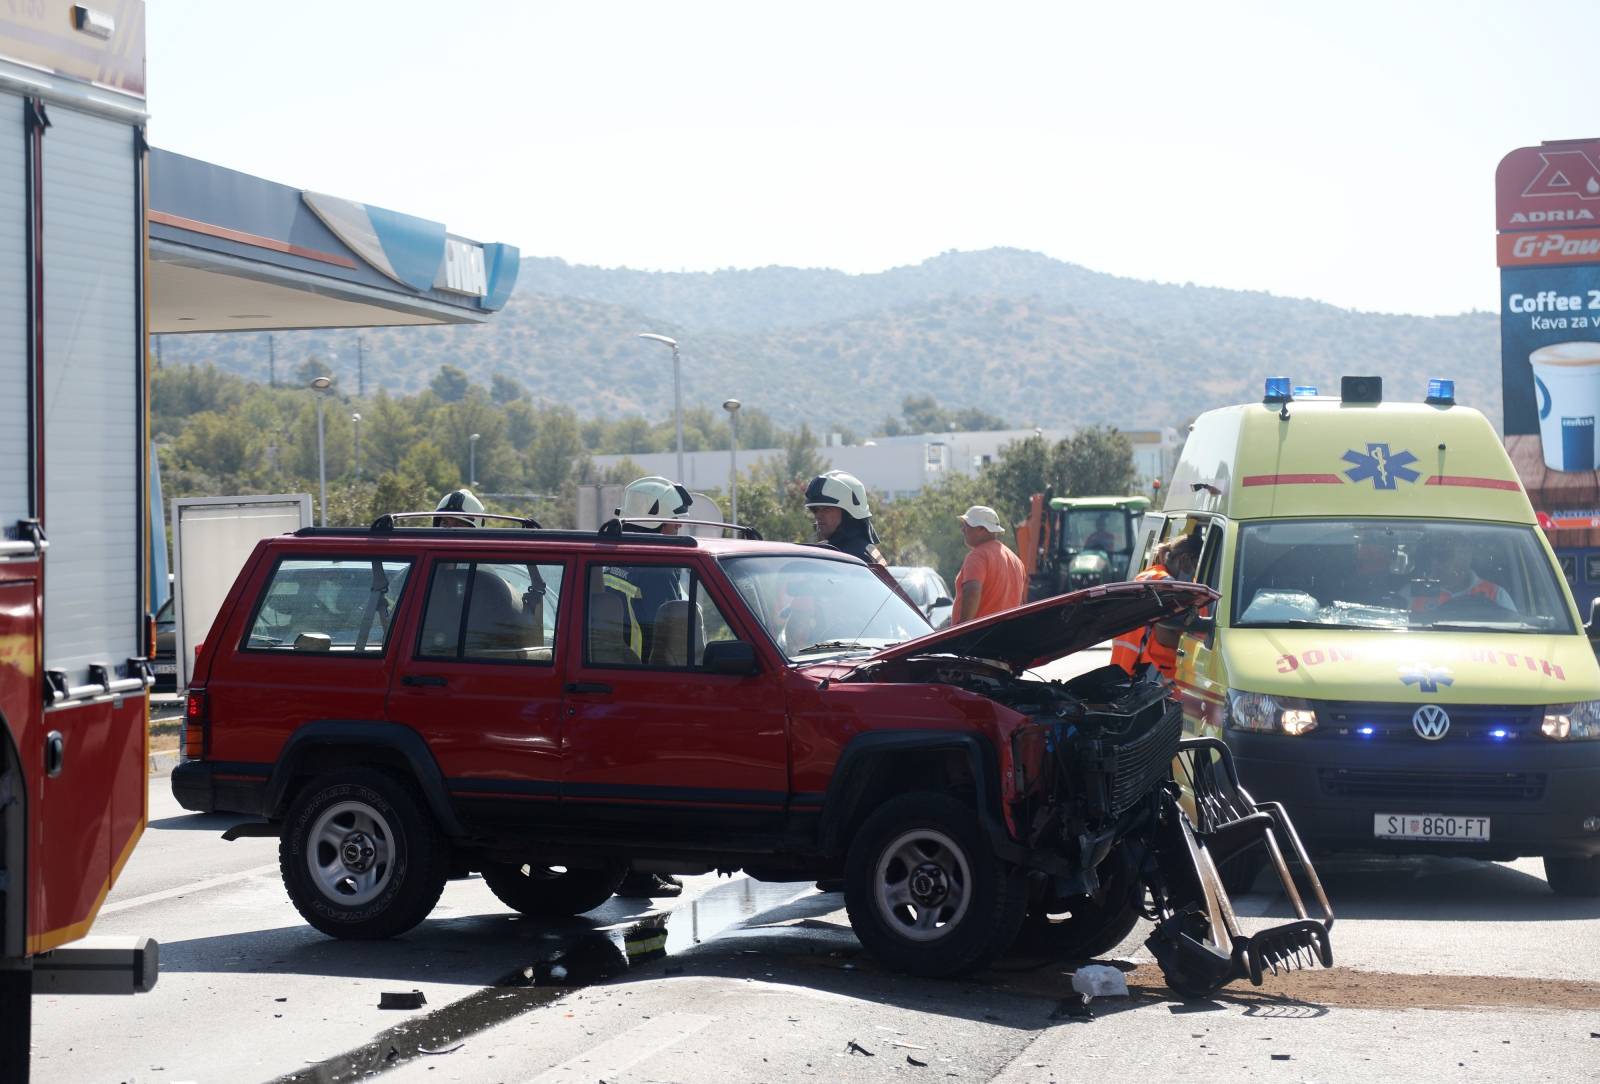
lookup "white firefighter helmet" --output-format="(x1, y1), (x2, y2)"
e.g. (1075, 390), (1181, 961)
(617, 476), (693, 521)
(433, 488), (486, 525)
(804, 470), (871, 520)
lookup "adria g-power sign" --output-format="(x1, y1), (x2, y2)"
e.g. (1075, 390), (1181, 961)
(1499, 139), (1600, 604)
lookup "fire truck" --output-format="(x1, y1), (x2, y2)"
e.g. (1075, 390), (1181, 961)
(1, 4), (158, 1078)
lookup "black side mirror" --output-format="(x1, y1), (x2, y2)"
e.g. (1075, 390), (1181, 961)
(703, 639), (759, 676)
(1184, 611), (1216, 636)
(931, 596), (953, 610)
(1586, 598), (1600, 639)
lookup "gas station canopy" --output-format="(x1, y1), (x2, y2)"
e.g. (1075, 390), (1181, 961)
(149, 149), (519, 333)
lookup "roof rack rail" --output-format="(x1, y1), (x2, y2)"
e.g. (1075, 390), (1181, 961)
(371, 511), (542, 531)
(599, 516), (763, 541)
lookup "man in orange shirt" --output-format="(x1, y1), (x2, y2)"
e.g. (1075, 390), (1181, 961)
(953, 506), (1027, 624)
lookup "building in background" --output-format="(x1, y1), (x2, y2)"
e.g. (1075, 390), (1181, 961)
(592, 426), (1180, 501)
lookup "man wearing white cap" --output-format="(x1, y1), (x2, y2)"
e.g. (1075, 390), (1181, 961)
(953, 505), (1027, 625)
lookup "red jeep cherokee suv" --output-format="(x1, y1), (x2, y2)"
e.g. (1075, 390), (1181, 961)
(173, 517), (1333, 991)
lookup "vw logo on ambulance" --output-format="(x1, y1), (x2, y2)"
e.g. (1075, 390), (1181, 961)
(1412, 705), (1451, 741)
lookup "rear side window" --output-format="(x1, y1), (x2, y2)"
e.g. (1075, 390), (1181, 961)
(418, 561), (565, 664)
(245, 558), (412, 654)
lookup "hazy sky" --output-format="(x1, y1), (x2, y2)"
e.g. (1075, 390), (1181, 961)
(145, 1), (1597, 316)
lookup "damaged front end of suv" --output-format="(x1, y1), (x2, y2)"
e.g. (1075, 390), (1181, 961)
(858, 581), (1334, 996)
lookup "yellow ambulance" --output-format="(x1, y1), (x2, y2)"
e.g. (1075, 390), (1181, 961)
(1142, 376), (1600, 895)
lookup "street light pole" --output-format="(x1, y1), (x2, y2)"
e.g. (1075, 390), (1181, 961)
(310, 376), (333, 526)
(469, 432), (480, 487)
(352, 412), (363, 480)
(638, 333), (684, 482)
(722, 399), (741, 524)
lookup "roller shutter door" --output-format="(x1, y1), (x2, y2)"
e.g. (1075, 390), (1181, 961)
(0, 93), (27, 534)
(41, 105), (140, 688)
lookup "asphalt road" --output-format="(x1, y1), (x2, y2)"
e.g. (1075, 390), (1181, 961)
(29, 768), (1600, 1083)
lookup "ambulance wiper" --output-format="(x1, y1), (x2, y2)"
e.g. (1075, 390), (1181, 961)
(1426, 620), (1542, 632)
(1236, 618), (1327, 629)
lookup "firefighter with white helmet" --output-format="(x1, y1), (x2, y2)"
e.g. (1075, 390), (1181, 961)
(804, 470), (883, 565)
(433, 488), (486, 527)
(609, 474), (695, 901)
(617, 475), (693, 535)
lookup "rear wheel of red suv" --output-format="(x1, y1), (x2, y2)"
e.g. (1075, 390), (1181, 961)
(480, 860), (628, 917)
(844, 793), (1027, 977)
(279, 769), (449, 939)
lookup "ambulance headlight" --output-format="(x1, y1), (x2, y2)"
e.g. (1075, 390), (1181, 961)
(1541, 701), (1600, 740)
(1227, 690), (1318, 736)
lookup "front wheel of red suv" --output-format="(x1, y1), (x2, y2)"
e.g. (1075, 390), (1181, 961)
(843, 793), (1027, 978)
(480, 860), (627, 916)
(279, 769), (448, 939)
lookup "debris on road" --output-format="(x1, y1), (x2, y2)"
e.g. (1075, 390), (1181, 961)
(378, 990), (428, 1010)
(1271, 1054), (1291, 1061)
(1072, 965), (1129, 999)
(1052, 993), (1093, 1020)
(847, 1040), (876, 1057)
(908, 1054), (929, 1067)
(420, 1041), (464, 1056)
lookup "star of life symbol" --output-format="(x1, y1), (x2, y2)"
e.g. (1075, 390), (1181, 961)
(1412, 704), (1451, 741)
(1400, 664), (1454, 694)
(1342, 443), (1420, 490)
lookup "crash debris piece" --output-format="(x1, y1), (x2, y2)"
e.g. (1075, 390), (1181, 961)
(847, 1040), (876, 1057)
(378, 990), (427, 1010)
(1071, 965), (1129, 999)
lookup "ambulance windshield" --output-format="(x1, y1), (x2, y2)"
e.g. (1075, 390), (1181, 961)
(1233, 519), (1574, 634)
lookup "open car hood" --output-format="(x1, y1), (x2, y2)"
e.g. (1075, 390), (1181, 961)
(864, 580), (1219, 672)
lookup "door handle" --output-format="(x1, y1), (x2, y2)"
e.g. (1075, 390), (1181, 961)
(563, 682), (612, 695)
(44, 730), (64, 777)
(401, 674), (449, 688)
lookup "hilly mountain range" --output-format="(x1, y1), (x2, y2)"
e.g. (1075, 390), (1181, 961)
(153, 248), (1502, 434)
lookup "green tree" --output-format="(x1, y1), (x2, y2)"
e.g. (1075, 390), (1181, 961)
(1058, 425), (1136, 497)
(430, 364), (472, 403)
(294, 355), (333, 385)
(490, 372), (526, 403)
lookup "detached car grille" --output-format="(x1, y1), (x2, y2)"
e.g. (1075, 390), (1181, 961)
(1102, 700), (1184, 818)
(1318, 768), (1547, 803)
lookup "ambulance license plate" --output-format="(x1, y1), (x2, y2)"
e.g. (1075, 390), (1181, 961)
(1374, 814), (1490, 841)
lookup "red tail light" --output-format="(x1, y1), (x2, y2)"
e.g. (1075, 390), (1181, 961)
(146, 611), (156, 658)
(184, 690), (208, 760)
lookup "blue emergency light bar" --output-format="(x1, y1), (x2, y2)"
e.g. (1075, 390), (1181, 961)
(1264, 376), (1293, 403)
(1293, 385), (1320, 397)
(1426, 378), (1456, 405)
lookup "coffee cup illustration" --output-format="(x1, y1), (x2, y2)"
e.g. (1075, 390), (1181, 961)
(1531, 341), (1600, 472)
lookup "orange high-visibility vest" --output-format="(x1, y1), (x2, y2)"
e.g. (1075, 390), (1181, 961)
(1110, 565), (1176, 677)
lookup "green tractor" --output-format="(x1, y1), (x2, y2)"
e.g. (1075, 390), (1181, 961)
(1018, 494), (1151, 602)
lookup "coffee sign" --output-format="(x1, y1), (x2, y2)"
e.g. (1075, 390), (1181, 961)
(1499, 140), (1600, 590)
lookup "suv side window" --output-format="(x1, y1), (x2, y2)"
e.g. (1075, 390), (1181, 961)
(418, 561), (564, 664)
(244, 558), (412, 654)
(585, 564), (733, 669)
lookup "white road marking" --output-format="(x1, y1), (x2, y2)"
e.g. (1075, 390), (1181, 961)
(530, 1011), (715, 1082)
(99, 863), (279, 915)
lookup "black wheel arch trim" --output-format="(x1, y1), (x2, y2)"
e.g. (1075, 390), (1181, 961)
(266, 721), (466, 836)
(818, 730), (1017, 860)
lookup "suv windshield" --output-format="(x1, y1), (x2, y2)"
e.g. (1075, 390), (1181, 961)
(722, 555), (931, 660)
(1233, 518), (1574, 634)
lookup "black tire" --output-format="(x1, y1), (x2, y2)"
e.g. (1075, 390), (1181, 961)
(1545, 855), (1600, 897)
(1019, 848), (1143, 960)
(843, 792), (1027, 978)
(279, 768), (448, 940)
(480, 860), (627, 917)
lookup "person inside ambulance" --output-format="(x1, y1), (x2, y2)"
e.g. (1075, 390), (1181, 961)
(803, 470), (884, 565)
(1412, 532), (1514, 614)
(1111, 530), (1202, 679)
